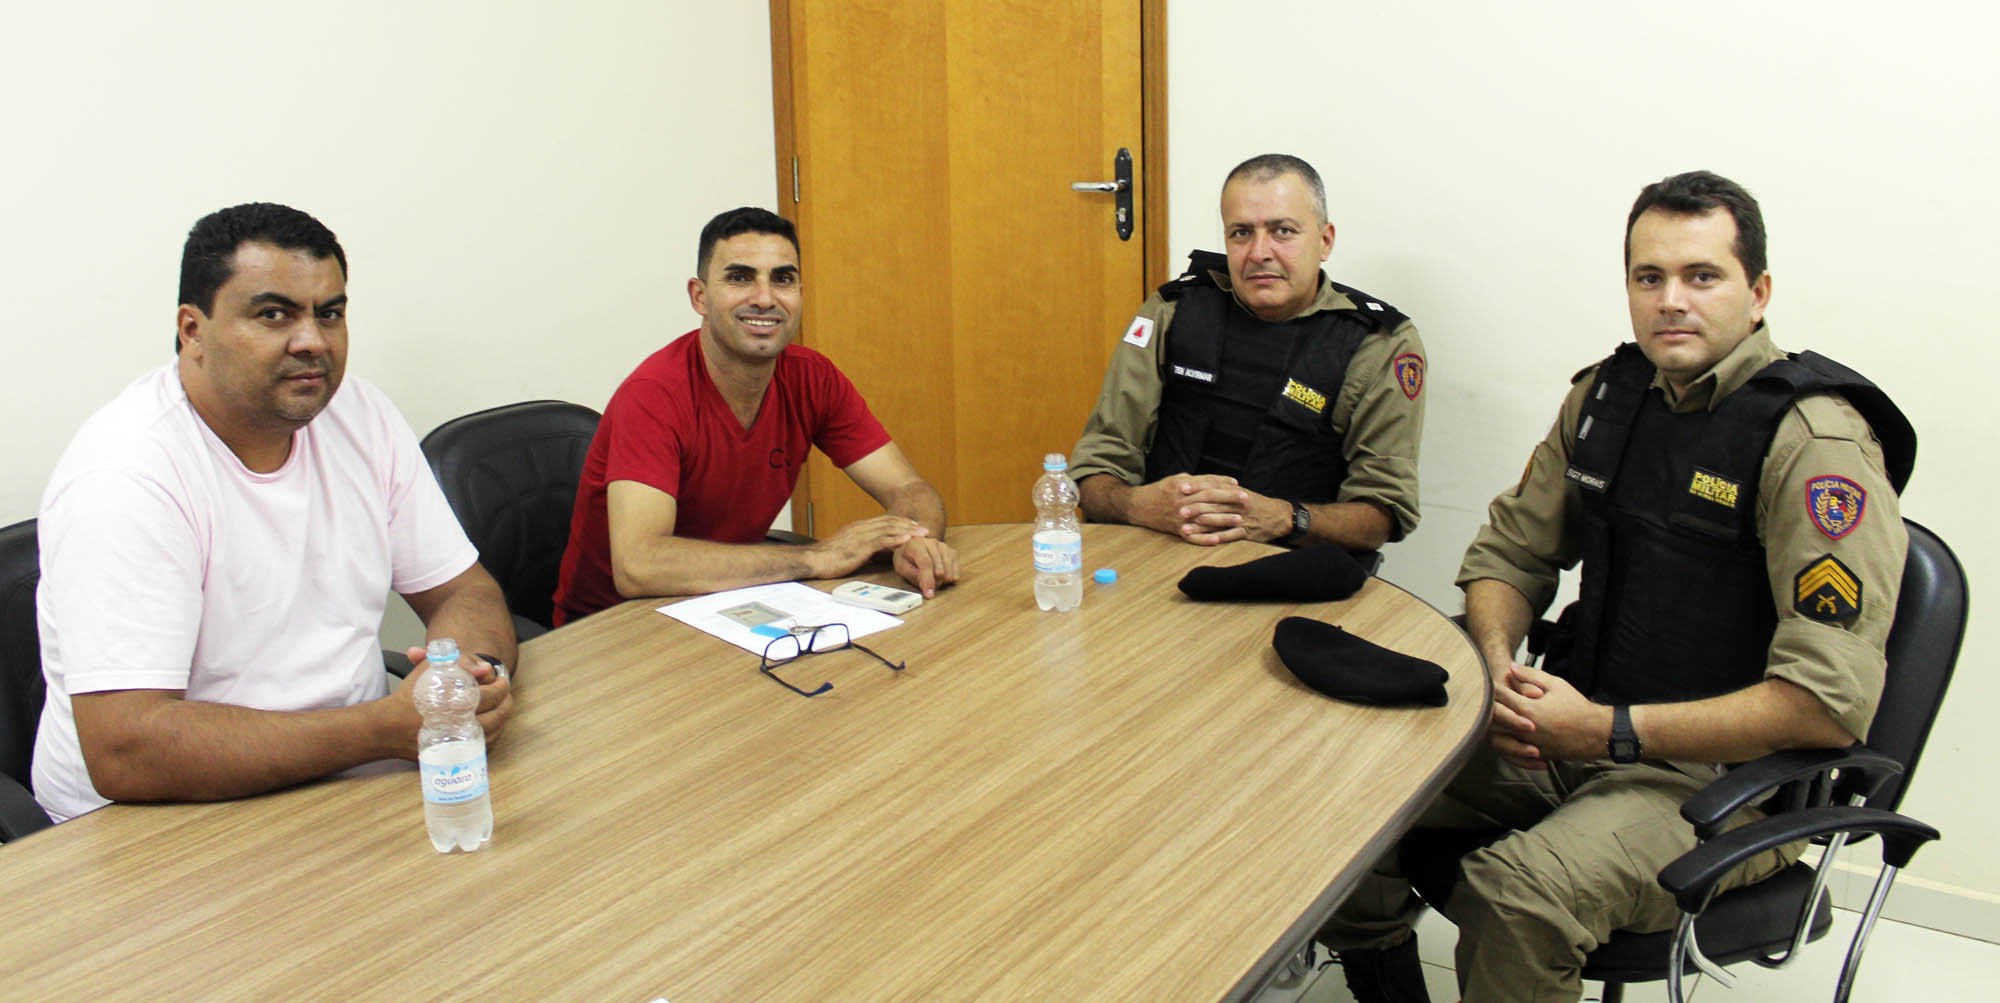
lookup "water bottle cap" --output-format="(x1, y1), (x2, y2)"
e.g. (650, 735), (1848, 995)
(1093, 568), (1117, 584)
(426, 638), (460, 664)
(1043, 452), (1068, 472)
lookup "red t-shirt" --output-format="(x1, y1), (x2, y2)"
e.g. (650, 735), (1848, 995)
(553, 331), (890, 624)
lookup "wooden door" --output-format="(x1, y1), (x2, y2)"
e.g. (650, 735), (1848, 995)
(772, 0), (1165, 534)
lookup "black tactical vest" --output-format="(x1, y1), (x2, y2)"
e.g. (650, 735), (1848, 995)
(1551, 342), (1915, 705)
(1143, 251), (1408, 503)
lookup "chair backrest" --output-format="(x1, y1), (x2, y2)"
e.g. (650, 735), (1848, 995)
(1862, 518), (1969, 812)
(421, 402), (601, 631)
(0, 519), (44, 789)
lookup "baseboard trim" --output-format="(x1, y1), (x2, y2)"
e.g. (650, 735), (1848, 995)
(1822, 858), (2000, 945)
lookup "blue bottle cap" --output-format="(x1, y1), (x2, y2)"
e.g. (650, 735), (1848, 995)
(1093, 568), (1117, 584)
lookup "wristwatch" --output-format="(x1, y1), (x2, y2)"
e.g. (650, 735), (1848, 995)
(1609, 705), (1641, 763)
(1281, 500), (1311, 544)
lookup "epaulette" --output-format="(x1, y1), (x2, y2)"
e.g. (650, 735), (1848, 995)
(1158, 250), (1229, 302)
(1326, 280), (1410, 333)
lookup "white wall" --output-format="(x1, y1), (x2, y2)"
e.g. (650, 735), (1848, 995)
(0, 0), (773, 526)
(1168, 2), (1997, 933)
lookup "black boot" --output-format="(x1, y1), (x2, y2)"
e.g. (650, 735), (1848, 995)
(1338, 934), (1430, 1003)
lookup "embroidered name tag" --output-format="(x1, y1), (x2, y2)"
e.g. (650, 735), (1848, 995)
(1564, 467), (1609, 492)
(1171, 363), (1216, 384)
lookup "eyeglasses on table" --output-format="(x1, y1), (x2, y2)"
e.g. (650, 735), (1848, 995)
(759, 622), (905, 697)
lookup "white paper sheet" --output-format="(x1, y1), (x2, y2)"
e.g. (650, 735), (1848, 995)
(656, 581), (903, 654)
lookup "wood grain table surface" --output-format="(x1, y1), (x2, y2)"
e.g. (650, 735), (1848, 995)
(0, 523), (1486, 1001)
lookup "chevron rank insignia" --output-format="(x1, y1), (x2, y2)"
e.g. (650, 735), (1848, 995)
(1794, 554), (1862, 623)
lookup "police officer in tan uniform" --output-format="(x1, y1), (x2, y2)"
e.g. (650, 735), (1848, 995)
(1069, 154), (1425, 553)
(1320, 171), (1913, 1003)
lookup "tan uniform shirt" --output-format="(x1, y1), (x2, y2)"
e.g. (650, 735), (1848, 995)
(1458, 326), (1905, 741)
(1068, 270), (1427, 540)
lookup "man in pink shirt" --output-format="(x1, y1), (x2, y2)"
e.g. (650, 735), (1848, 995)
(554, 208), (958, 623)
(33, 203), (517, 822)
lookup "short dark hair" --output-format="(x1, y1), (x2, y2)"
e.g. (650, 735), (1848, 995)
(1624, 171), (1767, 281)
(1223, 153), (1328, 224)
(177, 203), (346, 352)
(696, 207), (799, 279)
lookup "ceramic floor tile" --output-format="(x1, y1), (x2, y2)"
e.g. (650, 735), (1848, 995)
(1692, 908), (2000, 1002)
(1276, 907), (2000, 1001)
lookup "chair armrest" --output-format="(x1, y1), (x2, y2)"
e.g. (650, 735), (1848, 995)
(0, 772), (53, 842)
(383, 648), (415, 679)
(1658, 806), (1939, 914)
(765, 529), (815, 547)
(512, 613), (548, 643)
(1681, 747), (1903, 838)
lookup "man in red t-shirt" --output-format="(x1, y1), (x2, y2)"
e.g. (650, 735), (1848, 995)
(553, 208), (958, 624)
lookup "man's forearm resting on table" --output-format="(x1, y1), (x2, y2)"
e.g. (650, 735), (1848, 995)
(74, 690), (419, 803)
(615, 533), (830, 598)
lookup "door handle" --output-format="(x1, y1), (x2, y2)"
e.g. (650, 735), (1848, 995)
(1069, 148), (1134, 241)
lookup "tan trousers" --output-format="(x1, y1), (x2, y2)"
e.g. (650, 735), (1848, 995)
(1319, 744), (1798, 1003)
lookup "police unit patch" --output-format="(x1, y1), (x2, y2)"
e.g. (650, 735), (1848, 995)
(1121, 315), (1154, 348)
(1806, 475), (1867, 540)
(1794, 554), (1862, 623)
(1687, 467), (1740, 509)
(1281, 378), (1328, 414)
(1394, 353), (1425, 400)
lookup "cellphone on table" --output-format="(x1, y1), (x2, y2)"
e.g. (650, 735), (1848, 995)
(830, 580), (924, 615)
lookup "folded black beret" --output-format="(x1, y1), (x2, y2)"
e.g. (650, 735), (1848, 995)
(1272, 616), (1448, 707)
(1177, 543), (1369, 602)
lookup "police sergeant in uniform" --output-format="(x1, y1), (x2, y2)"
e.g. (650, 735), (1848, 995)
(1320, 170), (1914, 1003)
(1068, 153), (1425, 554)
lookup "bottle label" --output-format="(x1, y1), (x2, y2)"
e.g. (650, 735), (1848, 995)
(1032, 530), (1082, 573)
(420, 744), (490, 805)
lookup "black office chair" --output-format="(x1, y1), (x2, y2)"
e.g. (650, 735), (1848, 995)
(1397, 518), (1964, 1003)
(421, 401), (601, 642)
(0, 518), (54, 842)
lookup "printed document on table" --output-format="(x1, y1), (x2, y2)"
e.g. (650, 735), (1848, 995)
(657, 581), (903, 654)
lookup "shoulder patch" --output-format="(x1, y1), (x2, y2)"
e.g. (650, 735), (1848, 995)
(1393, 353), (1425, 400)
(1805, 475), (1867, 540)
(1121, 315), (1155, 349)
(1795, 554), (1862, 623)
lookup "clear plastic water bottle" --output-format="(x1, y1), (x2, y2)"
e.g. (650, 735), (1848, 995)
(413, 638), (492, 852)
(1032, 452), (1084, 612)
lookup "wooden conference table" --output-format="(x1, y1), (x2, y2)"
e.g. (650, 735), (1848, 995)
(0, 524), (1485, 1001)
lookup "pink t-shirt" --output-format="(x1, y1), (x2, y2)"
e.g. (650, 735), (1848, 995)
(32, 364), (477, 822)
(553, 331), (890, 624)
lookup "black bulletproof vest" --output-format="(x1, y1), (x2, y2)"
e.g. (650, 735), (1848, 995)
(1143, 251), (1407, 503)
(1553, 342), (1916, 705)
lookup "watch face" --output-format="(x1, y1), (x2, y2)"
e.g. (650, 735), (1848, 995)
(1292, 504), (1310, 534)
